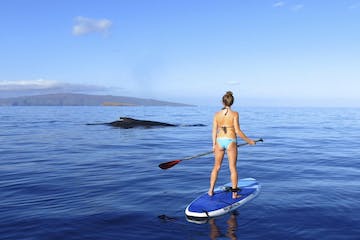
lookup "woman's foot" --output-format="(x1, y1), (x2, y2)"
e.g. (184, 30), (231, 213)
(231, 188), (241, 199)
(208, 190), (214, 197)
(232, 192), (241, 199)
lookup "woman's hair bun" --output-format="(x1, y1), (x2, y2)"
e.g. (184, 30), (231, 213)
(222, 91), (234, 106)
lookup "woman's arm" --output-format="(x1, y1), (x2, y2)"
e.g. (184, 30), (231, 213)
(234, 112), (255, 145)
(212, 114), (218, 150)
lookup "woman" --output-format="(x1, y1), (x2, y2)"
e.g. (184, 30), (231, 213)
(208, 91), (255, 199)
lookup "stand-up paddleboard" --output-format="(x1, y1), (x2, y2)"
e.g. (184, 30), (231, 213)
(185, 178), (260, 220)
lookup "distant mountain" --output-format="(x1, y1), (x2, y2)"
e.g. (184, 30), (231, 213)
(0, 93), (193, 106)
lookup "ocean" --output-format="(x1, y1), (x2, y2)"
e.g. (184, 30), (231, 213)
(0, 106), (359, 240)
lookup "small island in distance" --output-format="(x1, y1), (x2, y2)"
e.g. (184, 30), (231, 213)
(0, 93), (193, 107)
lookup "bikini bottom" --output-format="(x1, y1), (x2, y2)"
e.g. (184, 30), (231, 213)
(216, 137), (237, 150)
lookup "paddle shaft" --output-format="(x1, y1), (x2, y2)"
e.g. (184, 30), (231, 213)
(181, 138), (263, 161)
(158, 138), (263, 169)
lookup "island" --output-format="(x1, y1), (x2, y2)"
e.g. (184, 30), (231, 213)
(0, 93), (193, 106)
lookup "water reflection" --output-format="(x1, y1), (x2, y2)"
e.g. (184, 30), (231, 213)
(186, 212), (239, 239)
(209, 212), (238, 240)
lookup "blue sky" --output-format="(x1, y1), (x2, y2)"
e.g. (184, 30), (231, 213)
(0, 0), (359, 107)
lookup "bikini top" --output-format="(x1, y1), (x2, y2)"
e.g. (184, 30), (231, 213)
(218, 108), (235, 134)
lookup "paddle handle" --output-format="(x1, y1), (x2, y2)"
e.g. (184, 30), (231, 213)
(237, 138), (263, 148)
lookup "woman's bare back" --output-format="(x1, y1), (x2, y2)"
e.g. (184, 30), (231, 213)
(214, 108), (238, 139)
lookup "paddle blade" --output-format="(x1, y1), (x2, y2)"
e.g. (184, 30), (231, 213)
(159, 160), (181, 170)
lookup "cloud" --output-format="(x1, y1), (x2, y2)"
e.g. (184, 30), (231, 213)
(0, 79), (108, 97)
(0, 79), (58, 90)
(226, 80), (241, 86)
(273, 1), (285, 8)
(273, 2), (304, 11)
(291, 4), (304, 11)
(349, 2), (360, 9)
(72, 16), (112, 36)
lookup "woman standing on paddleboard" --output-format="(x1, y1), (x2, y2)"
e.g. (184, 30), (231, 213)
(208, 91), (255, 199)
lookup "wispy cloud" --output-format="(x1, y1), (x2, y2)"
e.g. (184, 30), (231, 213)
(72, 16), (112, 36)
(0, 79), (108, 97)
(226, 80), (241, 86)
(0, 79), (58, 90)
(273, 2), (304, 11)
(291, 4), (304, 11)
(349, 2), (360, 9)
(273, 1), (285, 8)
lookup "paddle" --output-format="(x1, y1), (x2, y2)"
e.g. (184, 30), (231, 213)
(159, 138), (263, 170)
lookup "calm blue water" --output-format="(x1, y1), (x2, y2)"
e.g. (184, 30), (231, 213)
(1, 106), (359, 239)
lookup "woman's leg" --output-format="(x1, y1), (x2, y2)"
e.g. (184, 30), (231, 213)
(208, 145), (224, 196)
(227, 142), (239, 198)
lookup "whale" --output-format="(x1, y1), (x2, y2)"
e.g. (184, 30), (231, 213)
(87, 117), (206, 129)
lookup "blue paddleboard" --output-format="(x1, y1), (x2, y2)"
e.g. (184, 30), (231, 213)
(185, 178), (260, 219)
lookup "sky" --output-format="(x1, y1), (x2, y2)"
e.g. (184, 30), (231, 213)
(0, 0), (359, 107)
